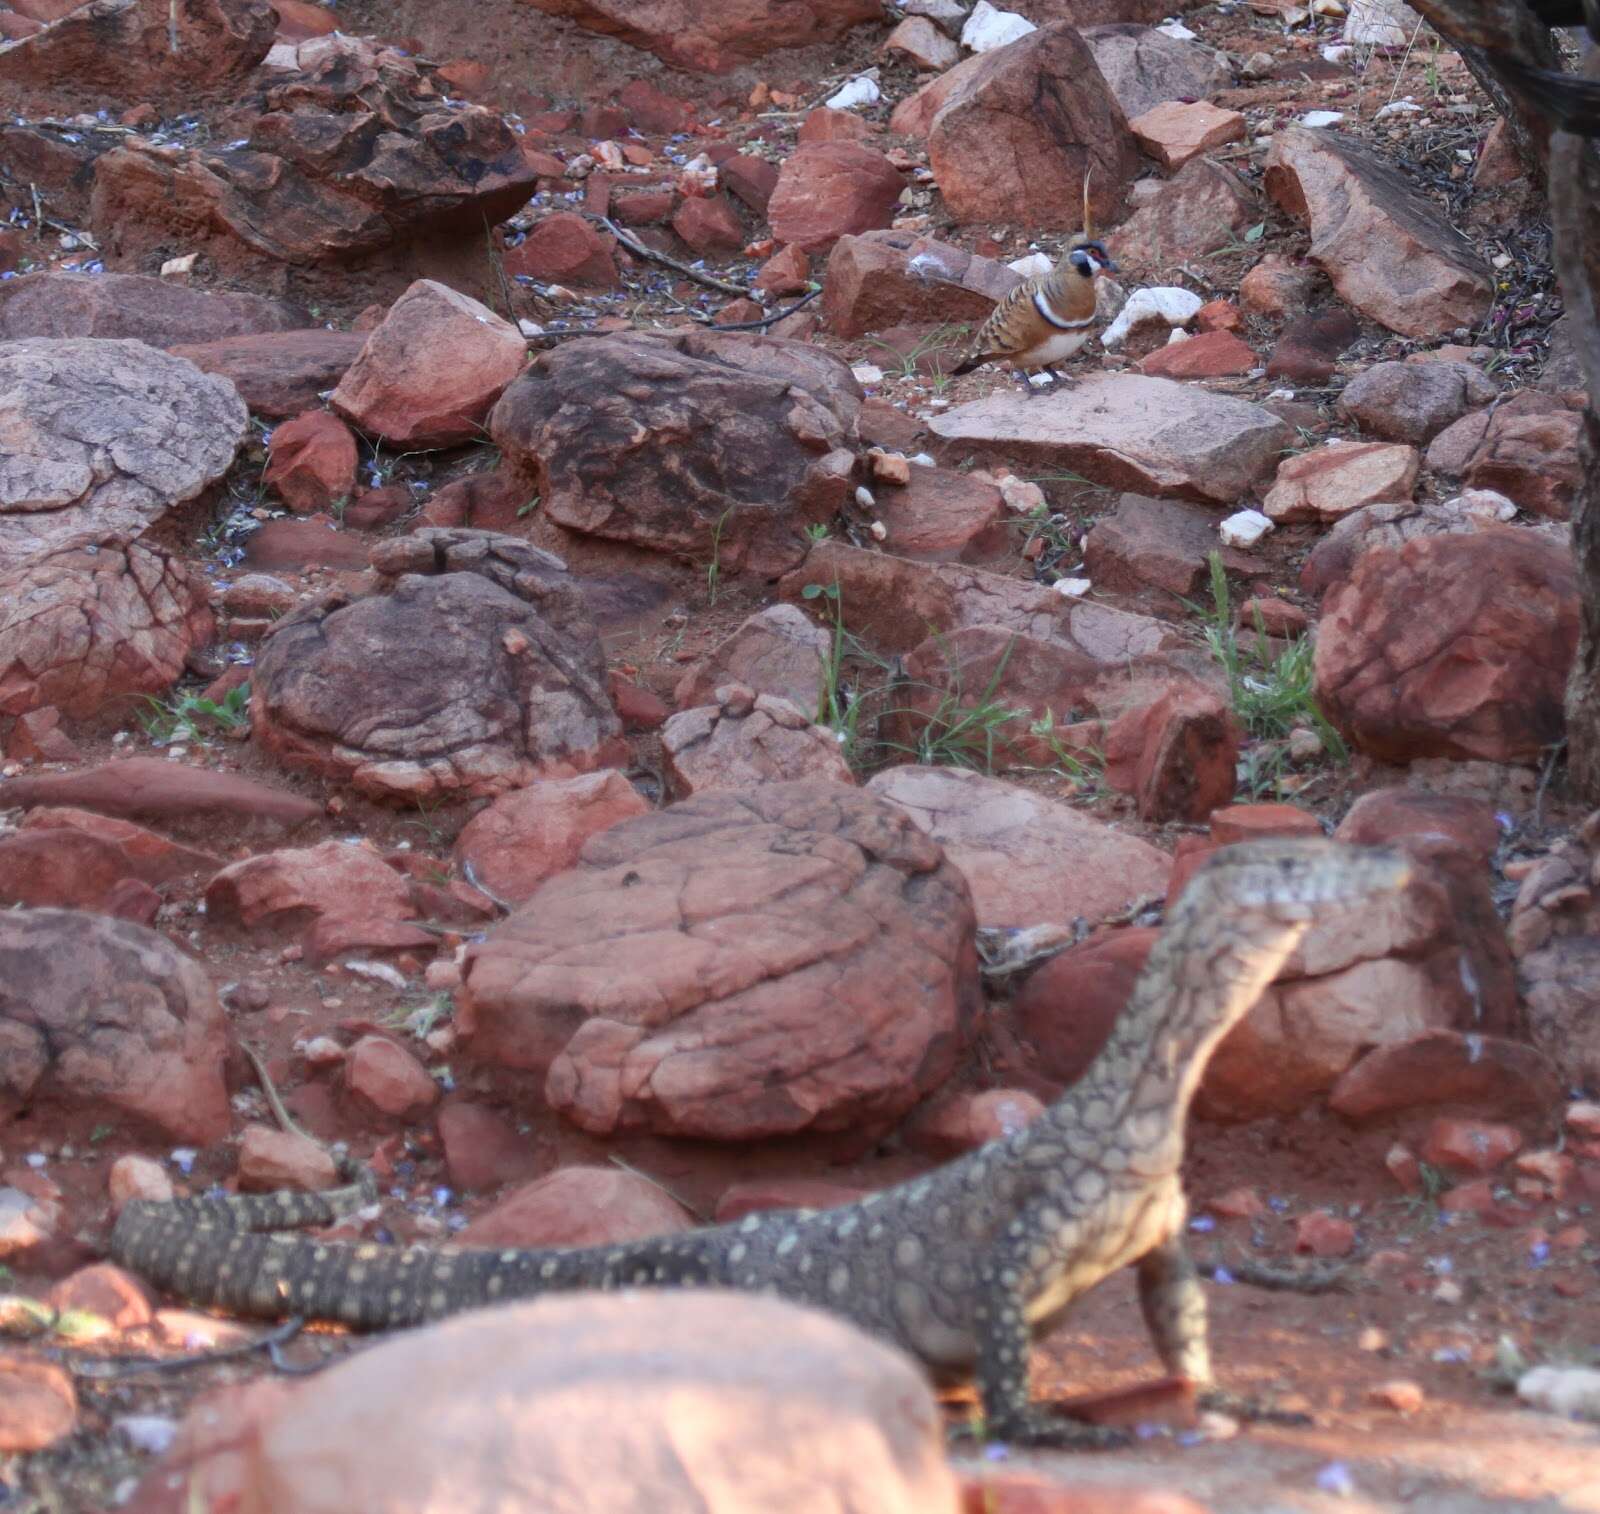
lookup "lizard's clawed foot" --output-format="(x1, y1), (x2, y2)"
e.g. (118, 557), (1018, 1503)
(1197, 1387), (1313, 1427)
(981, 1409), (1133, 1450)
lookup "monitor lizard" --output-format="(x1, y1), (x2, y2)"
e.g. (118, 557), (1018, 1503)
(110, 837), (1408, 1447)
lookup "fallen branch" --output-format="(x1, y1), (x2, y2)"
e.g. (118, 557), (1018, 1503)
(584, 212), (751, 298)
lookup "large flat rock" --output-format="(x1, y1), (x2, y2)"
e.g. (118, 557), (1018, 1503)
(928, 374), (1290, 505)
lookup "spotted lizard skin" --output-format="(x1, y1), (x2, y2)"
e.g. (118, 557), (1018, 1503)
(111, 838), (1408, 1446)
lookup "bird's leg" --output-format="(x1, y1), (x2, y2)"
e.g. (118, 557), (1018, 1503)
(1012, 368), (1037, 401)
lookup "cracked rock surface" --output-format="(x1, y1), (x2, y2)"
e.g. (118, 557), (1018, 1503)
(459, 781), (982, 1140)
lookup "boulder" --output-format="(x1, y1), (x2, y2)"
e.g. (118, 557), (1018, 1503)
(1129, 100), (1246, 170)
(0, 339), (247, 571)
(0, 908), (229, 1142)
(1109, 158), (1258, 270)
(504, 212), (620, 288)
(517, 0), (886, 73)
(767, 143), (905, 254)
(90, 37), (538, 275)
(873, 466), (1009, 562)
(1335, 360), (1496, 445)
(206, 839), (415, 938)
(1299, 496), (1505, 598)
(1264, 127), (1493, 339)
(885, 14), (961, 69)
(459, 782), (981, 1139)
(1314, 526), (1578, 764)
(228, 1294), (957, 1513)
(1463, 407), (1585, 520)
(927, 23), (1139, 229)
(490, 331), (859, 576)
(0, 0), (275, 109)
(1084, 494), (1249, 597)
(822, 230), (1019, 340)
(675, 603), (831, 713)
(0, 271), (303, 345)
(1263, 441), (1420, 524)
(0, 543), (214, 719)
(1520, 938), (1600, 1092)
(251, 530), (623, 802)
(928, 375), (1291, 505)
(453, 771), (650, 908)
(1080, 20), (1231, 120)
(457, 1167), (693, 1249)
(1240, 253), (1322, 318)
(263, 411), (358, 514)
(1329, 1031), (1561, 1121)
(662, 688), (856, 796)
(167, 329), (366, 420)
(331, 281), (526, 449)
(1102, 682), (1240, 823)
(865, 764), (1171, 925)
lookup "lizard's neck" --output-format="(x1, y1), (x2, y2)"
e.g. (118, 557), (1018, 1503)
(1034, 908), (1313, 1167)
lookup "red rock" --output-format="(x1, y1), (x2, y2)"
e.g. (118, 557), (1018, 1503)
(961, 1476), (1211, 1514)
(1421, 1117), (1524, 1175)
(341, 483), (410, 530)
(884, 13), (960, 70)
(720, 154), (780, 214)
(0, 829), (141, 913)
(272, 0), (336, 39)
(927, 23), (1136, 230)
(0, 270), (302, 346)
(0, 13), (45, 38)
(608, 675), (669, 731)
(1463, 407), (1584, 520)
(344, 1035), (439, 1121)
(331, 279), (527, 448)
(453, 770), (650, 907)
(767, 143), (905, 253)
(48, 1263), (153, 1331)
(1107, 158), (1256, 271)
(263, 409), (358, 515)
(168, 329), (366, 420)
(0, 756), (320, 827)
(610, 186), (677, 226)
(436, 57), (491, 96)
(520, 0), (882, 74)
(1129, 99), (1246, 170)
(1368, 1380), (1425, 1413)
(1011, 928), (1159, 1088)
(1194, 299), (1242, 333)
(1265, 307), (1360, 383)
(1294, 1211), (1356, 1257)
(438, 1102), (539, 1192)
(1265, 441), (1420, 524)
(208, 839), (414, 938)
(1314, 527), (1577, 764)
(713, 1178), (872, 1223)
(237, 1124), (340, 1192)
(0, 1355), (76, 1453)
(1082, 494), (1239, 598)
(797, 106), (873, 144)
(1207, 1187), (1266, 1220)
(1058, 1377), (1198, 1432)
(419, 468), (532, 533)
(5, 707), (80, 764)
(1103, 682), (1239, 824)
(243, 517), (372, 573)
(21, 807), (220, 884)
(672, 192), (746, 254)
(902, 1088), (1046, 1158)
(1439, 1177), (1497, 1215)
(662, 688), (854, 795)
(1336, 359), (1496, 446)
(618, 78), (696, 133)
(1264, 127), (1492, 339)
(1139, 330), (1257, 380)
(1330, 1031), (1561, 1122)
(713, 297), (765, 325)
(755, 243), (811, 297)
(457, 1166), (693, 1248)
(1235, 597), (1308, 639)
(1240, 253), (1321, 318)
(108, 1155), (174, 1211)
(875, 465), (1008, 563)
(1209, 803), (1322, 845)
(822, 228), (1017, 338)
(1385, 1142), (1422, 1192)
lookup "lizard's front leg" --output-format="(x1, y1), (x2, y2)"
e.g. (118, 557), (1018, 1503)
(1137, 1234), (1308, 1425)
(973, 1254), (1128, 1449)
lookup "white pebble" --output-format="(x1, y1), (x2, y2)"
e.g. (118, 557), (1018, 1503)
(1218, 509), (1274, 548)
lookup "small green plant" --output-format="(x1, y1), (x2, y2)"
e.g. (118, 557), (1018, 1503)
(1195, 552), (1347, 757)
(805, 580), (875, 769)
(705, 506), (735, 606)
(865, 322), (969, 382)
(1025, 707), (1106, 793)
(517, 493), (541, 519)
(140, 682), (251, 746)
(1209, 221), (1268, 256)
(804, 521), (831, 544)
(889, 636), (1026, 773)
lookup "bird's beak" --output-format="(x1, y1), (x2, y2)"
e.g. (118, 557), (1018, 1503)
(1100, 254), (1120, 274)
